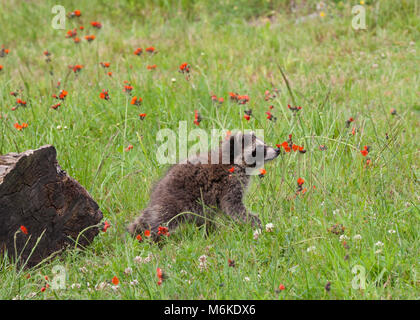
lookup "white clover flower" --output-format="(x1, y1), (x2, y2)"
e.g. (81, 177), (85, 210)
(71, 283), (81, 289)
(130, 279), (139, 286)
(339, 235), (348, 241)
(307, 246), (316, 253)
(124, 267), (133, 275)
(111, 285), (119, 292)
(171, 78), (176, 83)
(375, 249), (382, 254)
(375, 241), (384, 247)
(353, 234), (362, 240)
(333, 209), (340, 215)
(244, 277), (250, 282)
(265, 223), (274, 232)
(134, 256), (143, 264)
(253, 229), (262, 240)
(95, 281), (108, 291)
(388, 229), (396, 234)
(79, 266), (88, 273)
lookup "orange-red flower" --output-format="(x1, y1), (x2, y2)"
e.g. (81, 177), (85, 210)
(85, 35), (96, 42)
(131, 96), (142, 106)
(134, 48), (143, 55)
(156, 267), (164, 285)
(259, 168), (266, 176)
(112, 276), (119, 285)
(65, 28), (77, 38)
(69, 10), (81, 18)
(20, 225), (28, 235)
(100, 62), (110, 68)
(229, 167), (235, 173)
(14, 122), (28, 130)
(194, 110), (201, 126)
(73, 37), (80, 44)
(123, 85), (133, 93)
(145, 46), (155, 53)
(136, 234), (142, 242)
(297, 178), (304, 186)
(51, 103), (61, 110)
(147, 64), (157, 70)
(278, 284), (285, 291)
(90, 21), (102, 29)
(0, 65), (3, 71)
(99, 90), (110, 100)
(158, 226), (169, 236)
(179, 63), (190, 74)
(0, 47), (10, 57)
(139, 113), (147, 120)
(360, 145), (370, 156)
(244, 114), (250, 121)
(144, 230), (151, 237)
(125, 145), (134, 152)
(102, 220), (111, 232)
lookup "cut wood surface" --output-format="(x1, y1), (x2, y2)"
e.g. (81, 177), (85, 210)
(0, 145), (103, 267)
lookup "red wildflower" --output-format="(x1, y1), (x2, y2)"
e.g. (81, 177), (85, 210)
(145, 46), (155, 53)
(69, 10), (81, 18)
(90, 21), (102, 29)
(131, 96), (142, 106)
(147, 64), (157, 70)
(10, 91), (18, 96)
(134, 48), (143, 56)
(351, 127), (356, 136)
(0, 47), (10, 57)
(360, 145), (370, 157)
(107, 71), (112, 77)
(297, 178), (305, 186)
(51, 103), (61, 110)
(125, 145), (134, 152)
(390, 108), (397, 115)
(179, 63), (190, 74)
(0, 65), (3, 71)
(71, 65), (83, 73)
(229, 167), (235, 173)
(79, 26), (84, 30)
(123, 85), (133, 93)
(259, 168), (267, 176)
(58, 90), (68, 100)
(16, 99), (26, 106)
(218, 97), (224, 104)
(20, 225), (28, 235)
(65, 29), (77, 38)
(244, 114), (250, 121)
(100, 62), (110, 68)
(112, 276), (119, 285)
(136, 234), (142, 242)
(156, 268), (164, 285)
(158, 226), (169, 236)
(278, 284), (285, 291)
(73, 37), (80, 44)
(102, 221), (111, 232)
(99, 90), (110, 100)
(41, 287), (46, 292)
(144, 230), (151, 237)
(194, 110), (201, 126)
(139, 113), (147, 120)
(287, 104), (302, 112)
(84, 35), (96, 42)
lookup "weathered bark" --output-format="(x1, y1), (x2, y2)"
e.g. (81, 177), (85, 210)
(0, 145), (103, 267)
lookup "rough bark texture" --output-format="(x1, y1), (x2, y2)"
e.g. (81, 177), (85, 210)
(0, 145), (103, 267)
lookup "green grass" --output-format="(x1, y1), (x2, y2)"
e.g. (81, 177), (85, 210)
(0, 0), (419, 299)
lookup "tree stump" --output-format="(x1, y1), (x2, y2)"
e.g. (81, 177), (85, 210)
(0, 145), (103, 267)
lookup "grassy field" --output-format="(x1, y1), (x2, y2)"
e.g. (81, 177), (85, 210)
(0, 0), (419, 300)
